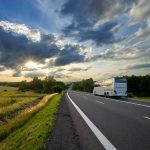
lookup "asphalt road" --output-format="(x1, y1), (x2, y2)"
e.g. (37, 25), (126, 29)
(66, 90), (150, 150)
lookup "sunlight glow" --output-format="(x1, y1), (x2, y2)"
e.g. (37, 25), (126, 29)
(25, 61), (38, 69)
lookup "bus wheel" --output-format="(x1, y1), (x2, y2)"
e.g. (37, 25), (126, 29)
(107, 92), (109, 98)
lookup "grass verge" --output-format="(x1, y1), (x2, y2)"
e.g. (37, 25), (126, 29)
(0, 97), (43, 119)
(128, 96), (150, 102)
(0, 92), (45, 107)
(0, 94), (61, 150)
(0, 94), (56, 141)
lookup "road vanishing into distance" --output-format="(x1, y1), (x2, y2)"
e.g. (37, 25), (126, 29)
(65, 90), (150, 150)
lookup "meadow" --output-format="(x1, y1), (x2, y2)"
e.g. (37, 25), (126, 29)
(0, 86), (61, 149)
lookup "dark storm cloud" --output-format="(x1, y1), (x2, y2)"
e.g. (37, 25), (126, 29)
(78, 21), (119, 45)
(62, 0), (119, 22)
(54, 45), (85, 66)
(61, 0), (137, 23)
(0, 27), (87, 70)
(0, 27), (60, 68)
(61, 0), (136, 45)
(62, 20), (119, 46)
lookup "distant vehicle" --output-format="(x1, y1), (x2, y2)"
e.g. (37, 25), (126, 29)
(93, 77), (127, 97)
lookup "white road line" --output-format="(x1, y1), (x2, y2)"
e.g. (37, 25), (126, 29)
(67, 92), (117, 150)
(92, 96), (150, 108)
(71, 91), (150, 108)
(96, 100), (105, 104)
(107, 99), (150, 108)
(144, 116), (150, 120)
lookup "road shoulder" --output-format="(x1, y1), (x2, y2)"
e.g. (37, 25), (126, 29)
(45, 95), (82, 150)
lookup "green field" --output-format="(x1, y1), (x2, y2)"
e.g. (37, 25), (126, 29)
(0, 86), (18, 92)
(0, 86), (45, 107)
(0, 86), (61, 150)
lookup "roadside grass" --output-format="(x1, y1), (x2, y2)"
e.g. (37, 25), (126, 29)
(127, 92), (150, 102)
(0, 97), (43, 119)
(0, 91), (45, 107)
(129, 96), (150, 102)
(0, 86), (45, 118)
(0, 94), (61, 150)
(0, 94), (56, 141)
(0, 86), (18, 92)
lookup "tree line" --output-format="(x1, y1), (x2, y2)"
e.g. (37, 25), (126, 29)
(72, 78), (94, 93)
(0, 82), (20, 87)
(1, 75), (149, 96)
(124, 75), (150, 96)
(19, 76), (67, 93)
(72, 75), (150, 96)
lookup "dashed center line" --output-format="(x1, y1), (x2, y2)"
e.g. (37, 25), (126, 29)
(67, 92), (116, 150)
(96, 100), (105, 104)
(144, 116), (150, 120)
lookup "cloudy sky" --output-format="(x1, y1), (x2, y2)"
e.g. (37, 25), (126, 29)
(0, 0), (150, 82)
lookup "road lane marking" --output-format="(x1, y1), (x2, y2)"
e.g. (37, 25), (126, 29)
(109, 99), (150, 108)
(144, 116), (150, 120)
(67, 92), (117, 150)
(95, 97), (150, 108)
(73, 92), (150, 108)
(96, 100), (105, 104)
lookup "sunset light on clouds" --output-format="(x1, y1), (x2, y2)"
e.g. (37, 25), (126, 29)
(0, 0), (150, 82)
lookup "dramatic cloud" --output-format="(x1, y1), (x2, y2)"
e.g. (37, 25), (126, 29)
(87, 48), (139, 62)
(12, 70), (22, 77)
(53, 73), (70, 79)
(68, 67), (91, 72)
(0, 27), (60, 68)
(24, 71), (47, 78)
(0, 0), (150, 81)
(0, 65), (5, 71)
(0, 21), (41, 42)
(130, 0), (150, 23)
(0, 22), (87, 70)
(61, 0), (126, 22)
(63, 21), (120, 45)
(124, 63), (150, 70)
(61, 0), (136, 45)
(54, 45), (85, 66)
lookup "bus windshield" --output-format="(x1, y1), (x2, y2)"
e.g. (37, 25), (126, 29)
(115, 78), (127, 83)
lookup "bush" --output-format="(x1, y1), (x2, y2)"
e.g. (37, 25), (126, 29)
(127, 93), (134, 97)
(52, 85), (63, 93)
(124, 75), (150, 96)
(18, 77), (67, 94)
(72, 78), (94, 93)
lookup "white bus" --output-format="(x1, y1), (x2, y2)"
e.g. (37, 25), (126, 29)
(93, 77), (127, 97)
